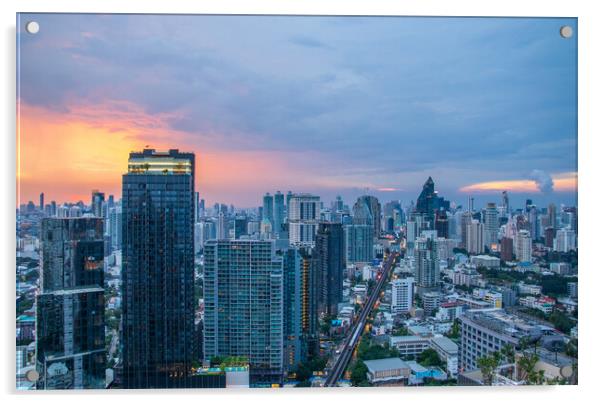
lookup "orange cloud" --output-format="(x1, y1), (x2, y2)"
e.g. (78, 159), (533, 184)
(459, 172), (577, 194)
(17, 100), (330, 206)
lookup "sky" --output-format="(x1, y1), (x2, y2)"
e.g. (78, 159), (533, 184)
(17, 14), (578, 209)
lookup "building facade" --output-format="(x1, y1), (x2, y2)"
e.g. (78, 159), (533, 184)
(36, 218), (106, 389)
(391, 277), (414, 314)
(314, 222), (345, 316)
(121, 149), (196, 388)
(288, 194), (321, 247)
(203, 240), (284, 385)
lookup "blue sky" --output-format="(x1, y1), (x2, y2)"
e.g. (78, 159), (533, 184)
(18, 14), (577, 208)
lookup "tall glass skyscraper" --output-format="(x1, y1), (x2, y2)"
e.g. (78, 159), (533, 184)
(121, 149), (195, 388)
(273, 191), (285, 238)
(314, 222), (345, 316)
(262, 192), (274, 230)
(354, 195), (382, 239)
(36, 217), (106, 389)
(282, 249), (303, 371)
(203, 239), (283, 386)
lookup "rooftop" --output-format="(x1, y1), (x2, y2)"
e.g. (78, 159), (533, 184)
(430, 336), (459, 354)
(364, 358), (410, 373)
(462, 308), (540, 341)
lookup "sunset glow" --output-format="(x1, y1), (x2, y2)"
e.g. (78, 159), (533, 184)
(459, 172), (578, 194)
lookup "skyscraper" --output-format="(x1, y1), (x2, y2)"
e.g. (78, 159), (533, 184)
(108, 205), (122, 253)
(288, 194), (321, 247)
(345, 199), (375, 262)
(416, 177), (450, 226)
(199, 198), (206, 218)
(39, 192), (44, 211)
(467, 220), (485, 255)
(203, 240), (283, 385)
(121, 149), (195, 388)
(344, 224), (374, 263)
(501, 191), (510, 217)
(263, 192), (274, 231)
(544, 227), (556, 248)
(273, 191), (285, 238)
(483, 202), (499, 249)
(314, 222), (345, 316)
(391, 277), (414, 314)
(234, 215), (248, 239)
(36, 218), (106, 389)
(286, 190), (293, 214)
(548, 203), (557, 230)
(194, 191), (200, 223)
(500, 237), (514, 262)
(460, 211), (472, 250)
(216, 211), (228, 239)
(354, 195), (382, 238)
(414, 235), (439, 297)
(526, 202), (539, 240)
(435, 210), (449, 239)
(515, 229), (532, 263)
(282, 248), (318, 371)
(91, 190), (105, 218)
(554, 228), (576, 252)
(332, 195), (344, 213)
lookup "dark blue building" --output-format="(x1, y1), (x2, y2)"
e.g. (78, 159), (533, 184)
(314, 222), (345, 316)
(36, 217), (106, 389)
(121, 149), (196, 388)
(416, 177), (450, 227)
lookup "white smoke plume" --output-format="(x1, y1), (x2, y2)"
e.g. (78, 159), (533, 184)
(529, 169), (554, 193)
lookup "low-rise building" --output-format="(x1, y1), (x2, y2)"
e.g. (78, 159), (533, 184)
(518, 296), (555, 314)
(430, 336), (459, 377)
(435, 302), (465, 322)
(470, 255), (500, 269)
(364, 358), (411, 384)
(389, 335), (431, 358)
(550, 262), (572, 276)
(458, 309), (543, 372)
(517, 283), (542, 296)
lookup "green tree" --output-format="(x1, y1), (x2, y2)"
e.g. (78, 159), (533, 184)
(501, 343), (515, 364)
(418, 348), (443, 367)
(446, 319), (461, 340)
(549, 310), (575, 334)
(477, 352), (502, 386)
(210, 355), (224, 366)
(517, 353), (545, 385)
(350, 360), (368, 386)
(392, 326), (409, 336)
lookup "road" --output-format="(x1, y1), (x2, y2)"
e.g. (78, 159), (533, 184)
(323, 253), (397, 387)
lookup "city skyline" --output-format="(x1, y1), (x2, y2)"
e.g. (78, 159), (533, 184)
(18, 14), (577, 207)
(16, 13), (578, 390)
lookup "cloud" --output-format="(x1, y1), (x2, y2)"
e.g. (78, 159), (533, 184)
(529, 169), (554, 193)
(289, 35), (331, 49)
(16, 14), (578, 204)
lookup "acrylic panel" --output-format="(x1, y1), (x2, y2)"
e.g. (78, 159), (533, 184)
(16, 14), (578, 390)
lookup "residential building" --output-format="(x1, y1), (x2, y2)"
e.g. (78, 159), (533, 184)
(414, 236), (439, 297)
(314, 222), (345, 316)
(36, 218), (106, 389)
(515, 230), (532, 263)
(203, 240), (283, 385)
(458, 309), (542, 371)
(391, 277), (414, 314)
(121, 149), (195, 388)
(288, 194), (320, 247)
